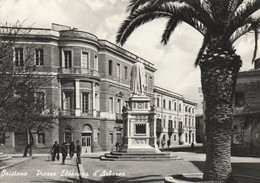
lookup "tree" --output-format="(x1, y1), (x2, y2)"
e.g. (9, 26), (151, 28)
(0, 22), (59, 156)
(116, 0), (260, 182)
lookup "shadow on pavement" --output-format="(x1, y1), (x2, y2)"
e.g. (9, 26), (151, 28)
(82, 175), (163, 183)
(190, 161), (260, 183)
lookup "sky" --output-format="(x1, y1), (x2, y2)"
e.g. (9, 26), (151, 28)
(0, 0), (257, 114)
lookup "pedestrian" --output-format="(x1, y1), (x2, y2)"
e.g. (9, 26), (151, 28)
(157, 138), (160, 148)
(69, 141), (75, 158)
(115, 141), (119, 151)
(161, 136), (165, 151)
(191, 141), (195, 151)
(61, 142), (67, 165)
(167, 139), (170, 149)
(75, 140), (82, 164)
(51, 141), (60, 161)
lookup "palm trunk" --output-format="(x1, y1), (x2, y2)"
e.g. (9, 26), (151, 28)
(200, 50), (242, 182)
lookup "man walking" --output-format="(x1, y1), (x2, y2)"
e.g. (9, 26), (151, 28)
(51, 141), (60, 161)
(76, 140), (82, 164)
(61, 142), (67, 165)
(69, 141), (75, 158)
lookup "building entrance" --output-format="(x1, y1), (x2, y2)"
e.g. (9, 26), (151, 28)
(81, 133), (91, 153)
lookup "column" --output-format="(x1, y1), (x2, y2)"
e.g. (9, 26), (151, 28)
(92, 83), (96, 117)
(75, 80), (81, 116)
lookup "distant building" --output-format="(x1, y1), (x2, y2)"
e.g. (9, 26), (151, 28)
(232, 60), (260, 155)
(154, 86), (197, 148)
(195, 114), (204, 143)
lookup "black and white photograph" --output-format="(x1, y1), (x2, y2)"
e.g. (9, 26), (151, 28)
(0, 0), (260, 183)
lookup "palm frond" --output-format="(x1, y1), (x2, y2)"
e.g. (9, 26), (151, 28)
(117, 3), (197, 45)
(252, 28), (259, 63)
(194, 34), (210, 67)
(161, 18), (181, 45)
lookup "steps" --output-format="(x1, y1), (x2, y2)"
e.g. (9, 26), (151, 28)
(100, 151), (182, 161)
(0, 152), (12, 161)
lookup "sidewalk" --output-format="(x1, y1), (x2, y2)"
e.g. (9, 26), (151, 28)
(0, 156), (80, 183)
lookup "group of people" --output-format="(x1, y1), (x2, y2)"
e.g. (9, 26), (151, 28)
(51, 140), (82, 165)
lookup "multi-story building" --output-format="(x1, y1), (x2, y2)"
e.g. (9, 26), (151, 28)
(196, 60), (260, 155)
(154, 86), (197, 148)
(232, 60), (260, 155)
(0, 24), (156, 153)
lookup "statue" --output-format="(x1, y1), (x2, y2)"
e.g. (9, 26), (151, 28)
(130, 60), (146, 95)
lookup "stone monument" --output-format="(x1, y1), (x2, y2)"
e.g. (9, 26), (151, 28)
(121, 60), (157, 153)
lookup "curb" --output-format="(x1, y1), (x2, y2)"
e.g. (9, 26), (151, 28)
(0, 157), (33, 171)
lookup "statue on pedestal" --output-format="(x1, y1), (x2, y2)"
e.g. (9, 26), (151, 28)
(130, 60), (146, 95)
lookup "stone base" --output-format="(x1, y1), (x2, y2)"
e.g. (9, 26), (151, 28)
(100, 151), (182, 161)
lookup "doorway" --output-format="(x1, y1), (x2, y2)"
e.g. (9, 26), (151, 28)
(82, 125), (92, 153)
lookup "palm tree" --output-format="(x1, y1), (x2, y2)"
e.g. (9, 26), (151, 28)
(116, 0), (260, 182)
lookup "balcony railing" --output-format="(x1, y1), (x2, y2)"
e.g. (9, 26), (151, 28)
(168, 128), (177, 133)
(58, 68), (100, 77)
(156, 127), (164, 133)
(61, 109), (100, 117)
(178, 128), (184, 134)
(116, 113), (123, 121)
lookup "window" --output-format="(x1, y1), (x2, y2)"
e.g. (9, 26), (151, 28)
(82, 93), (89, 113)
(15, 48), (23, 66)
(174, 135), (176, 141)
(63, 91), (73, 111)
(82, 52), (89, 69)
(145, 75), (148, 91)
(35, 92), (45, 110)
(185, 133), (188, 142)
(178, 121), (182, 129)
(163, 99), (166, 108)
(174, 102), (176, 111)
(64, 127), (73, 142)
(192, 108), (194, 113)
(124, 66), (127, 80)
(94, 55), (98, 71)
(185, 117), (187, 126)
(179, 104), (182, 112)
(169, 120), (173, 129)
(235, 92), (244, 107)
(169, 101), (171, 110)
(64, 51), (72, 68)
(109, 97), (113, 113)
(149, 77), (152, 90)
(109, 133), (113, 144)
(117, 63), (120, 78)
(37, 132), (45, 145)
(109, 60), (113, 75)
(35, 49), (44, 66)
(135, 124), (146, 135)
(157, 98), (160, 107)
(117, 99), (121, 113)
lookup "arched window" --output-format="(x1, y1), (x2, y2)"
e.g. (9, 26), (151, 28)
(82, 125), (92, 133)
(64, 127), (73, 142)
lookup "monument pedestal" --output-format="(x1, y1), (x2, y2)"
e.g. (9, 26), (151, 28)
(121, 95), (157, 153)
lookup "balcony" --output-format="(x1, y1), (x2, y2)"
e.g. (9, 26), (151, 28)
(156, 127), (164, 133)
(178, 128), (184, 134)
(58, 68), (100, 77)
(116, 113), (123, 122)
(61, 109), (100, 117)
(168, 128), (177, 133)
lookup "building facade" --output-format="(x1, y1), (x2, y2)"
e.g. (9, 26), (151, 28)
(232, 61), (260, 155)
(154, 86), (197, 148)
(0, 24), (156, 153)
(0, 23), (198, 153)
